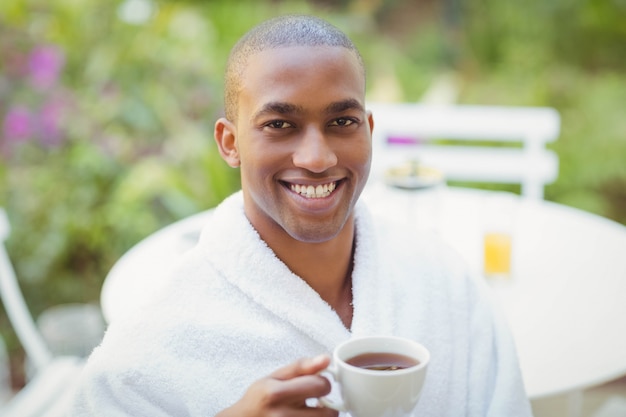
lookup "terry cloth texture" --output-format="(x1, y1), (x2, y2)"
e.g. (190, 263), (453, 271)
(69, 191), (532, 417)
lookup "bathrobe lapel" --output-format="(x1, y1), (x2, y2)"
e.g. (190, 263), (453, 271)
(198, 192), (395, 351)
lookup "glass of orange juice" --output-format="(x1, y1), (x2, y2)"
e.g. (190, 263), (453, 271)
(483, 232), (512, 278)
(482, 195), (516, 280)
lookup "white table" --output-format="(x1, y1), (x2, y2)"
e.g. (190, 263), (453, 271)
(100, 184), (626, 405)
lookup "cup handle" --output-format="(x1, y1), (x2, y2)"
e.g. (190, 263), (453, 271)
(318, 363), (347, 412)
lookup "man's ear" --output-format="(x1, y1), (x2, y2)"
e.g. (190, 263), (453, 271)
(367, 110), (374, 136)
(214, 117), (240, 168)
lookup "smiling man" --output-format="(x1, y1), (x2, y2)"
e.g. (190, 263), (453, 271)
(69, 15), (532, 417)
(214, 38), (372, 332)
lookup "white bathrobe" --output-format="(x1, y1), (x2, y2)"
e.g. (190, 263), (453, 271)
(69, 191), (532, 416)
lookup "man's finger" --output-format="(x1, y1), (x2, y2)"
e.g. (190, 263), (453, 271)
(277, 374), (332, 401)
(271, 355), (331, 380)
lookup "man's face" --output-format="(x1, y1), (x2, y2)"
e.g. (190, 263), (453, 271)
(230, 45), (372, 244)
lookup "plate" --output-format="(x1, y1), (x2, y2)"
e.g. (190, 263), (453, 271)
(384, 162), (444, 190)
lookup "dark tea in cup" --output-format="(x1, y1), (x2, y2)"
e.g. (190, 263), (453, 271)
(346, 352), (419, 371)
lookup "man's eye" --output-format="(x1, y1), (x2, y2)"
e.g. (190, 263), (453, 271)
(266, 120), (293, 129)
(330, 117), (356, 127)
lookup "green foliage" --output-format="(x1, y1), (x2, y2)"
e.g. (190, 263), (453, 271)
(545, 70), (626, 221)
(456, 0), (626, 224)
(0, 0), (248, 362)
(462, 0), (626, 72)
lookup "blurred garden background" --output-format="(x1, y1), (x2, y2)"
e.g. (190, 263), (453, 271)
(1, 0), (625, 389)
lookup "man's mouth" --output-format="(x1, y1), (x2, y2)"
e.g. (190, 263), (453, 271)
(290, 181), (337, 199)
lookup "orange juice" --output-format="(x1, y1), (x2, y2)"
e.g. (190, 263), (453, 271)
(483, 232), (512, 277)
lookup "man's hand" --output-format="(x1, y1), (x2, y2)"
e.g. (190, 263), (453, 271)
(217, 355), (338, 417)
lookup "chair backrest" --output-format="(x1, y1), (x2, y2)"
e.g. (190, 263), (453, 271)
(367, 102), (561, 200)
(0, 208), (53, 372)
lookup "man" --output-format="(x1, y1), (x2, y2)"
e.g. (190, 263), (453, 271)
(69, 15), (532, 416)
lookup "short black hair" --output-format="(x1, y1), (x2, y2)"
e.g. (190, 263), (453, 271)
(224, 14), (365, 121)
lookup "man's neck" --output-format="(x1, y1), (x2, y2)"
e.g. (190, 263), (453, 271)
(261, 219), (356, 329)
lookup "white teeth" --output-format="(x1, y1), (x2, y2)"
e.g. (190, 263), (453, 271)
(290, 182), (337, 198)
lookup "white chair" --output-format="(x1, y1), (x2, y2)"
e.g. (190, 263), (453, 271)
(0, 208), (53, 372)
(0, 208), (88, 416)
(367, 102), (561, 200)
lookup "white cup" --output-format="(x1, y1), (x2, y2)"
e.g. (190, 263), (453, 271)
(320, 336), (430, 417)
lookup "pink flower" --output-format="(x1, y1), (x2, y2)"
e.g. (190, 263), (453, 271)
(28, 45), (65, 90)
(2, 106), (34, 143)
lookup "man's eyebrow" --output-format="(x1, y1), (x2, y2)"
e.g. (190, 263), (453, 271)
(325, 99), (364, 115)
(252, 99), (364, 120)
(253, 102), (304, 119)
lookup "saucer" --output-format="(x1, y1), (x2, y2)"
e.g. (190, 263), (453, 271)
(384, 162), (444, 190)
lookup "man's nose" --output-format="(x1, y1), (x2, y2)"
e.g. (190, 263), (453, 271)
(292, 127), (338, 173)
